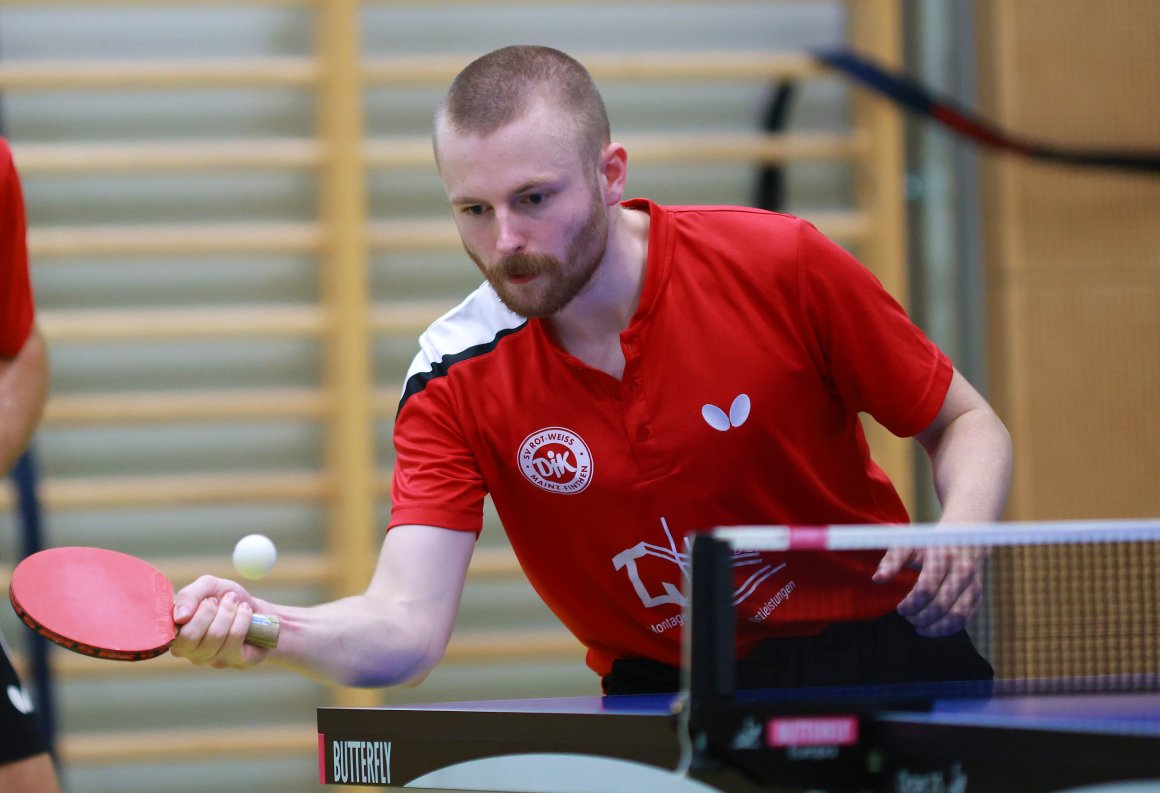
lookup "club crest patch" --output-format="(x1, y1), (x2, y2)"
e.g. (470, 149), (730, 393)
(518, 427), (593, 494)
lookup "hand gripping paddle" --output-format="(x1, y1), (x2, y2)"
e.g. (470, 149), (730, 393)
(9, 546), (279, 661)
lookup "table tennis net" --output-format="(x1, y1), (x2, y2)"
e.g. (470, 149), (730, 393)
(689, 520), (1160, 697)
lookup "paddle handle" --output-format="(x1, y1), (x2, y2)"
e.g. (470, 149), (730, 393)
(245, 613), (280, 649)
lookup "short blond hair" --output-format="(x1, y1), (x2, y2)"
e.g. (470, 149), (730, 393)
(435, 45), (611, 166)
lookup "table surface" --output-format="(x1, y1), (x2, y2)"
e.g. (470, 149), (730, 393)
(317, 690), (1160, 792)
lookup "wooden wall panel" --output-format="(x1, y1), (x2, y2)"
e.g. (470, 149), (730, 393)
(978, 0), (1160, 520)
(977, 0), (1160, 679)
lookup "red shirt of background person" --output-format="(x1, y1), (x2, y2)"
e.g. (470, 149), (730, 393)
(1, 139), (35, 356)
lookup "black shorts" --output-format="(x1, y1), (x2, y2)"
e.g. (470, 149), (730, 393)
(0, 631), (49, 764)
(602, 611), (994, 695)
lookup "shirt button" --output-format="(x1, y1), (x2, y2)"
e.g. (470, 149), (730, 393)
(627, 381), (639, 392)
(636, 425), (651, 441)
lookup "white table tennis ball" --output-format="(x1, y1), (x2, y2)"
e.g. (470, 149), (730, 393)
(233, 534), (277, 580)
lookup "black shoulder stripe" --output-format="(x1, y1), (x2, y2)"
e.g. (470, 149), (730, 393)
(396, 321), (528, 415)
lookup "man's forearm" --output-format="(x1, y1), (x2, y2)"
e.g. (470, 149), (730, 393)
(261, 594), (447, 688)
(927, 405), (1013, 524)
(0, 328), (49, 474)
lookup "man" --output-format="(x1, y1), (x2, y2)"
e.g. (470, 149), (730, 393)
(172, 46), (1012, 695)
(1, 137), (60, 793)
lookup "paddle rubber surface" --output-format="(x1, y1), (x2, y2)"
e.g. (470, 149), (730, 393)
(10, 546), (176, 661)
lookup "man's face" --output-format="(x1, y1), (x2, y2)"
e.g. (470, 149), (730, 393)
(436, 102), (609, 318)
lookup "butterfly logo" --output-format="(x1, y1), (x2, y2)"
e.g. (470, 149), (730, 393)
(702, 394), (751, 432)
(7, 684), (34, 715)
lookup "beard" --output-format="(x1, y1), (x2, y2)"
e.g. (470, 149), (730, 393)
(468, 191), (609, 319)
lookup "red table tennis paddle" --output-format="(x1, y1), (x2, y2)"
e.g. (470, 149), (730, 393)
(9, 546), (279, 661)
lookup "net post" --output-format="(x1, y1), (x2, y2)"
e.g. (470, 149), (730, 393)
(686, 532), (735, 708)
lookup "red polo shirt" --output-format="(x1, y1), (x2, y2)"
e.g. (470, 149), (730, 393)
(390, 200), (950, 676)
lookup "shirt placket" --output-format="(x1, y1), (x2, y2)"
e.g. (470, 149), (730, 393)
(619, 330), (668, 481)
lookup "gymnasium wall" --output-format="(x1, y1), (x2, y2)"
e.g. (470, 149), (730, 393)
(977, 0), (1160, 520)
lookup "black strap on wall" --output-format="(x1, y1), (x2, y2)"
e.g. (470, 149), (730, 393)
(755, 81), (799, 212)
(815, 48), (1160, 176)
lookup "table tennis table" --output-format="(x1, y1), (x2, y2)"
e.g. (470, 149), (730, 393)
(317, 688), (1160, 792)
(318, 524), (1160, 791)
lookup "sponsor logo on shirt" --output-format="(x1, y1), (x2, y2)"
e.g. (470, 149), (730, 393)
(517, 427), (594, 494)
(613, 518), (795, 634)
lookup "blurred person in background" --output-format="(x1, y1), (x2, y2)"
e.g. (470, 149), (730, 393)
(0, 137), (59, 793)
